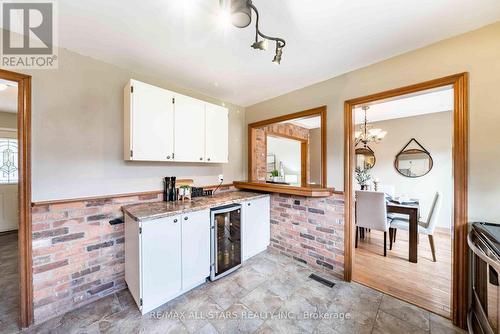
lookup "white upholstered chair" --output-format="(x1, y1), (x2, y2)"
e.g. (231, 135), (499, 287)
(390, 192), (441, 262)
(355, 190), (393, 256)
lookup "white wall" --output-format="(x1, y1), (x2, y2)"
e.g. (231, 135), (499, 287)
(363, 112), (452, 228)
(15, 47), (246, 202)
(246, 22), (500, 223)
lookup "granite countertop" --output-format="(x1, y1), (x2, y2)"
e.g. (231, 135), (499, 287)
(122, 190), (269, 222)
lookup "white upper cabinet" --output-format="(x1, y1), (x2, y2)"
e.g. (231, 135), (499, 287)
(124, 79), (228, 163)
(205, 103), (229, 163)
(124, 80), (174, 161)
(173, 94), (206, 162)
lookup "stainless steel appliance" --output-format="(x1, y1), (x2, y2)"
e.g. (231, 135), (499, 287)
(210, 204), (242, 281)
(468, 222), (500, 334)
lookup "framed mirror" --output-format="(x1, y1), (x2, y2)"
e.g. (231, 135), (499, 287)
(394, 138), (433, 178)
(248, 106), (326, 187)
(355, 146), (376, 170)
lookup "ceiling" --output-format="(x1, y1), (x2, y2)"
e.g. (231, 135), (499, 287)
(286, 116), (321, 129)
(0, 80), (18, 114)
(50, 1), (500, 106)
(354, 87), (453, 124)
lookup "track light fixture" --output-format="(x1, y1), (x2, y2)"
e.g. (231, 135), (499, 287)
(222, 0), (286, 64)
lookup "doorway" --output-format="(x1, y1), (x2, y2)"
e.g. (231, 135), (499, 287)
(0, 69), (32, 329)
(343, 73), (468, 328)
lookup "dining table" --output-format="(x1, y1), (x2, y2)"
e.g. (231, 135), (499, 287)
(387, 200), (420, 263)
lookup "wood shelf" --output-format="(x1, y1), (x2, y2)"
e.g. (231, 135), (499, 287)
(233, 180), (335, 197)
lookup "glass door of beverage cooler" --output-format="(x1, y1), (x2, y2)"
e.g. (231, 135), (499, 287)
(210, 204), (242, 281)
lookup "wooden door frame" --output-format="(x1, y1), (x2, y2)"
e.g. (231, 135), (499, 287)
(343, 73), (468, 328)
(265, 132), (308, 185)
(248, 106), (327, 186)
(0, 69), (33, 328)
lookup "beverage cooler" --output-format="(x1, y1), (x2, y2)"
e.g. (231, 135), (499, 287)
(210, 204), (242, 281)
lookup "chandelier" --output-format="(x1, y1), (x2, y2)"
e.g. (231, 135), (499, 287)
(221, 0), (286, 64)
(355, 106), (387, 146)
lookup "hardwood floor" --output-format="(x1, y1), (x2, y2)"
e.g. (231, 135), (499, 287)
(0, 231), (19, 333)
(353, 227), (452, 318)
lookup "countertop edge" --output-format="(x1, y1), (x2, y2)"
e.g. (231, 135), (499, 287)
(122, 192), (270, 222)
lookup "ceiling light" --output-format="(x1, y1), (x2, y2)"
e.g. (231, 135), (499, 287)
(223, 0), (286, 64)
(272, 43), (283, 64)
(251, 39), (268, 50)
(0, 84), (8, 91)
(355, 106), (387, 146)
(230, 0), (252, 28)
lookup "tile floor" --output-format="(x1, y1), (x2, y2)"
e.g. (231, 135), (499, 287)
(0, 237), (466, 334)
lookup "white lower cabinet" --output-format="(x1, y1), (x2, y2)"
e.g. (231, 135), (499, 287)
(125, 209), (210, 314)
(125, 196), (271, 314)
(141, 215), (182, 313)
(241, 196), (271, 261)
(181, 209), (211, 291)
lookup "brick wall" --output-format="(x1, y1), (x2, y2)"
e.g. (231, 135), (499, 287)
(31, 192), (163, 323)
(269, 193), (345, 278)
(253, 123), (310, 181)
(30, 185), (235, 324)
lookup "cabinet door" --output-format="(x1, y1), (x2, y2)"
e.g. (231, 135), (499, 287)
(130, 80), (174, 161)
(242, 197), (271, 261)
(205, 103), (228, 163)
(141, 215), (182, 313)
(174, 94), (205, 162)
(181, 210), (210, 291)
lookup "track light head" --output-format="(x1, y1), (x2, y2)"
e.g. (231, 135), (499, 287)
(272, 43), (283, 64)
(230, 0), (252, 28)
(251, 39), (268, 50)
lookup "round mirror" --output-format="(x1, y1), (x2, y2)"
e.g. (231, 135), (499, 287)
(394, 149), (433, 178)
(355, 147), (376, 170)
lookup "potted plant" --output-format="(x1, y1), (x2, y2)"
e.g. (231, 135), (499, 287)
(355, 167), (372, 190)
(270, 169), (279, 182)
(179, 185), (191, 201)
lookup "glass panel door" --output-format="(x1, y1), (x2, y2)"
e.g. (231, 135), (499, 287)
(214, 208), (241, 276)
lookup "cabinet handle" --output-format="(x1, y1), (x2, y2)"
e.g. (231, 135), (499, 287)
(184, 216), (188, 221)
(166, 155), (171, 160)
(247, 203), (251, 206)
(199, 157), (203, 161)
(173, 219), (178, 223)
(207, 158), (211, 161)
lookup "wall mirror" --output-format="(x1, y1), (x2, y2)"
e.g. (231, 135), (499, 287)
(394, 138), (433, 178)
(248, 107), (326, 187)
(355, 146), (376, 170)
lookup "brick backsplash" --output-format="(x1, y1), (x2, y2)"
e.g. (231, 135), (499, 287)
(269, 193), (345, 278)
(31, 192), (163, 323)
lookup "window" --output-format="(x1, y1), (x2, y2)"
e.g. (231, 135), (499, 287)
(0, 138), (18, 184)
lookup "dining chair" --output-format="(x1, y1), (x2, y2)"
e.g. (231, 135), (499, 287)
(355, 190), (393, 256)
(390, 192), (441, 262)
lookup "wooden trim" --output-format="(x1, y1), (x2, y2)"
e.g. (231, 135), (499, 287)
(31, 182), (235, 207)
(343, 73), (469, 329)
(247, 106), (327, 187)
(233, 180), (334, 197)
(0, 69), (33, 328)
(301, 141), (308, 186)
